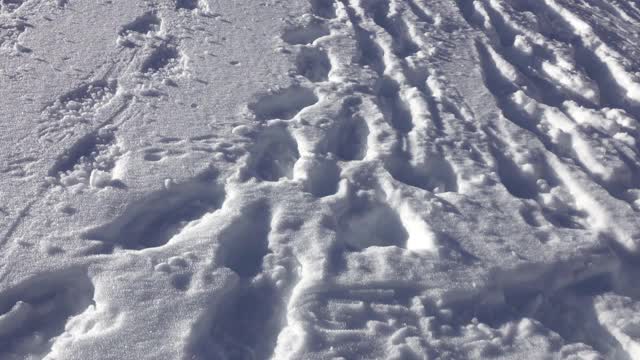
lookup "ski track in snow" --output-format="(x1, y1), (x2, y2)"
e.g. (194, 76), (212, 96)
(2, 0), (640, 359)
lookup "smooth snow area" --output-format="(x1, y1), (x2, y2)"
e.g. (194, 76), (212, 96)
(2, 0), (640, 359)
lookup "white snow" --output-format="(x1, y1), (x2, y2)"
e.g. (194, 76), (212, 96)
(2, 0), (640, 359)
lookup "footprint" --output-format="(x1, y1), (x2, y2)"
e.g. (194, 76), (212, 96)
(319, 96), (369, 161)
(378, 77), (414, 134)
(0, 269), (94, 359)
(489, 144), (539, 200)
(334, 106), (369, 161)
(248, 86), (318, 121)
(249, 126), (301, 182)
(117, 12), (162, 47)
(119, 12), (161, 36)
(49, 129), (127, 189)
(38, 80), (119, 143)
(300, 156), (341, 197)
(296, 46), (331, 82)
(48, 80), (118, 116)
(39, 80), (118, 130)
(49, 130), (115, 176)
(141, 41), (180, 74)
(337, 189), (408, 251)
(216, 201), (272, 277)
(385, 150), (459, 193)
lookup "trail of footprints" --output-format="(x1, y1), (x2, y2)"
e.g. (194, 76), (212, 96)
(250, 0), (468, 238)
(236, 0), (640, 358)
(459, 0), (640, 207)
(39, 2), (192, 191)
(0, 4), (208, 358)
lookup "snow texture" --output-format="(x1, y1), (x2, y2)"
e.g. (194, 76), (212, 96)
(2, 0), (640, 359)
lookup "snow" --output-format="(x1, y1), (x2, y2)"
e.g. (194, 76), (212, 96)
(2, 0), (640, 359)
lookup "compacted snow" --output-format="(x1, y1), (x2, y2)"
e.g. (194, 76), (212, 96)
(2, 0), (640, 359)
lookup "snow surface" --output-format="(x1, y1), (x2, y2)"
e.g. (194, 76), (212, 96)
(2, 0), (640, 359)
